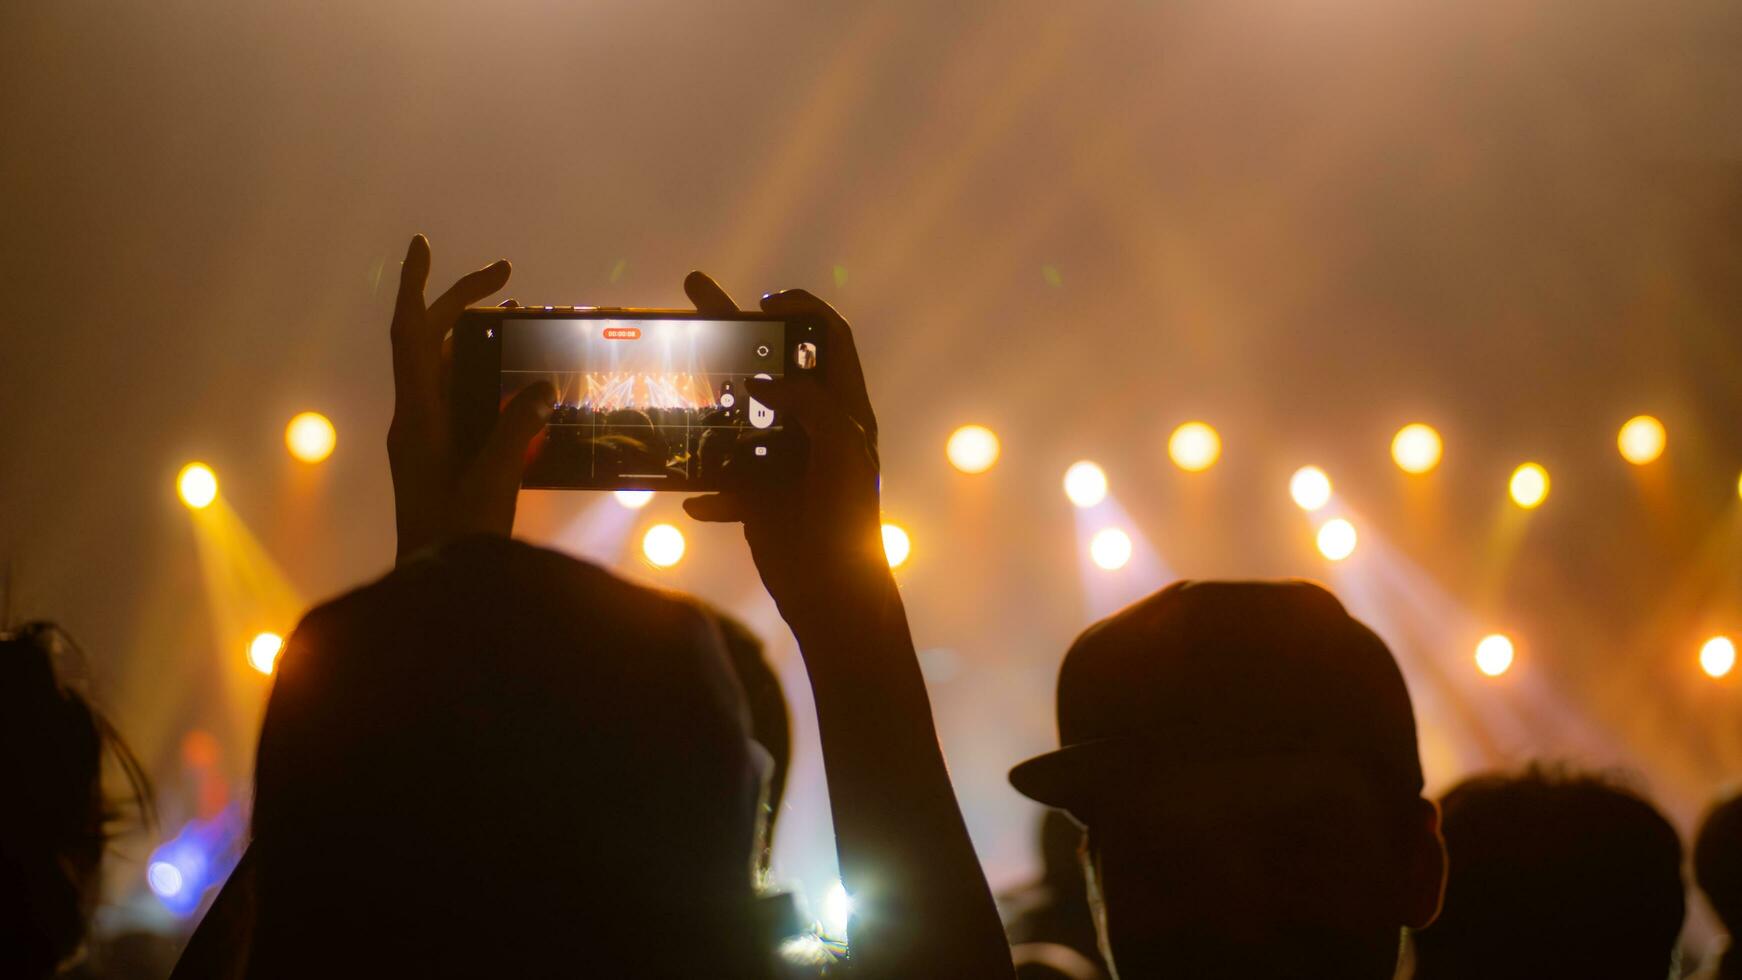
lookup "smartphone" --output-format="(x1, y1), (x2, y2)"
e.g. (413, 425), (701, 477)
(451, 307), (824, 491)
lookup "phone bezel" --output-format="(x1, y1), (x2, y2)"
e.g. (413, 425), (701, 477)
(451, 306), (825, 492)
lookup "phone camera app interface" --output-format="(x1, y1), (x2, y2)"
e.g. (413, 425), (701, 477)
(502, 319), (786, 488)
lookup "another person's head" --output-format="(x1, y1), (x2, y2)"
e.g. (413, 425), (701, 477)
(710, 612), (790, 880)
(1010, 581), (1445, 980)
(1412, 765), (1684, 980)
(244, 537), (770, 977)
(1, 623), (151, 980)
(1696, 790), (1742, 957)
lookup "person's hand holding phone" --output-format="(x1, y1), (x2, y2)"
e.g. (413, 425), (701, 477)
(388, 235), (554, 561)
(680, 273), (890, 625)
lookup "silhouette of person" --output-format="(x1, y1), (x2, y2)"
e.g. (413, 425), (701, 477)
(2, 622), (152, 980)
(1000, 811), (1108, 980)
(1410, 765), (1685, 980)
(173, 238), (1015, 979)
(1694, 790), (1742, 980)
(1008, 580), (1447, 979)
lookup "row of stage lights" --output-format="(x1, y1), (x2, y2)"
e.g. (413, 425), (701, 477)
(175, 411), (1736, 682)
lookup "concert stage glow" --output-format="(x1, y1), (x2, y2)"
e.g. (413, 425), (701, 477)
(1290, 466), (1333, 512)
(1088, 528), (1133, 570)
(1475, 634), (1515, 677)
(946, 425), (1000, 474)
(1063, 461), (1108, 508)
(1167, 422), (1220, 472)
(285, 412), (337, 463)
(1509, 463), (1550, 509)
(882, 522), (912, 568)
(248, 631), (284, 675)
(177, 463), (218, 510)
(641, 523), (686, 567)
(1391, 424), (1442, 475)
(1702, 636), (1736, 679)
(1316, 518), (1357, 561)
(1617, 415), (1666, 465)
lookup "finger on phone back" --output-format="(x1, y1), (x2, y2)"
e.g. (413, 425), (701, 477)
(427, 260), (512, 342)
(684, 271), (740, 315)
(759, 289), (877, 437)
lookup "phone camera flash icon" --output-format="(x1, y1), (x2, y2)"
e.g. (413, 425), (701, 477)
(754, 446), (768, 457)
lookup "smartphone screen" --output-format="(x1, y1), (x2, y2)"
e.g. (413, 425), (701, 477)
(455, 310), (819, 491)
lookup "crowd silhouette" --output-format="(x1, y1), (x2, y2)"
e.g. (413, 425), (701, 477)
(4, 235), (1739, 978)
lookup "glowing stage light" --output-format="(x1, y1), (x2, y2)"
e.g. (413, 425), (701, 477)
(177, 463), (218, 510)
(946, 425), (1000, 474)
(1509, 463), (1550, 509)
(1702, 636), (1736, 679)
(641, 524), (686, 567)
(1289, 466), (1333, 511)
(146, 861), (184, 898)
(1617, 415), (1666, 465)
(881, 523), (912, 569)
(1168, 422), (1221, 472)
(1735, 470), (1741, 500)
(1089, 528), (1133, 570)
(1063, 461), (1109, 508)
(821, 880), (853, 940)
(285, 412), (337, 463)
(1316, 518), (1357, 561)
(1391, 424), (1442, 474)
(1475, 634), (1515, 677)
(246, 632), (284, 675)
(613, 490), (653, 509)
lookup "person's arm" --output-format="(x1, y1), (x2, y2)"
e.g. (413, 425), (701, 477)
(684, 276), (1014, 979)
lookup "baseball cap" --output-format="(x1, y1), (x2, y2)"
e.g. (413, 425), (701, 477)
(1009, 580), (1423, 819)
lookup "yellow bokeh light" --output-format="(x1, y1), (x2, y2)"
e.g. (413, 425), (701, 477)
(945, 425), (1001, 474)
(1089, 528), (1133, 570)
(1316, 518), (1357, 561)
(177, 463), (218, 510)
(881, 523), (912, 569)
(1475, 634), (1515, 677)
(1063, 461), (1109, 509)
(248, 631), (284, 675)
(613, 490), (653, 509)
(1509, 463), (1550, 509)
(641, 523), (686, 567)
(285, 412), (337, 464)
(1391, 424), (1443, 474)
(1290, 466), (1333, 512)
(1701, 636), (1736, 679)
(1616, 415), (1666, 465)
(1168, 422), (1221, 472)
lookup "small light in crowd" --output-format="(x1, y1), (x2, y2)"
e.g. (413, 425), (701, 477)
(1316, 518), (1357, 561)
(1089, 528), (1133, 570)
(945, 425), (1001, 474)
(247, 632), (284, 676)
(177, 463), (218, 510)
(1701, 636), (1736, 679)
(285, 411), (337, 463)
(881, 523), (912, 569)
(613, 490), (653, 509)
(1168, 422), (1221, 472)
(820, 880), (853, 941)
(1735, 471), (1741, 500)
(642, 524), (686, 567)
(1617, 415), (1666, 465)
(1289, 466), (1333, 512)
(1509, 463), (1550, 509)
(146, 861), (184, 898)
(1391, 424), (1443, 474)
(1475, 634), (1515, 677)
(1063, 461), (1109, 509)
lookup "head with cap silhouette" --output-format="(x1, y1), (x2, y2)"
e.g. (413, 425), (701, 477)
(1010, 581), (1445, 980)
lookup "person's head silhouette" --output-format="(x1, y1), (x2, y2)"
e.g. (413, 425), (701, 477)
(1009, 580), (1445, 979)
(242, 537), (773, 977)
(1, 623), (151, 980)
(1696, 789), (1742, 978)
(1412, 765), (1684, 980)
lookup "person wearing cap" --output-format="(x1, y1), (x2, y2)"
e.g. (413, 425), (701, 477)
(1010, 580), (1448, 979)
